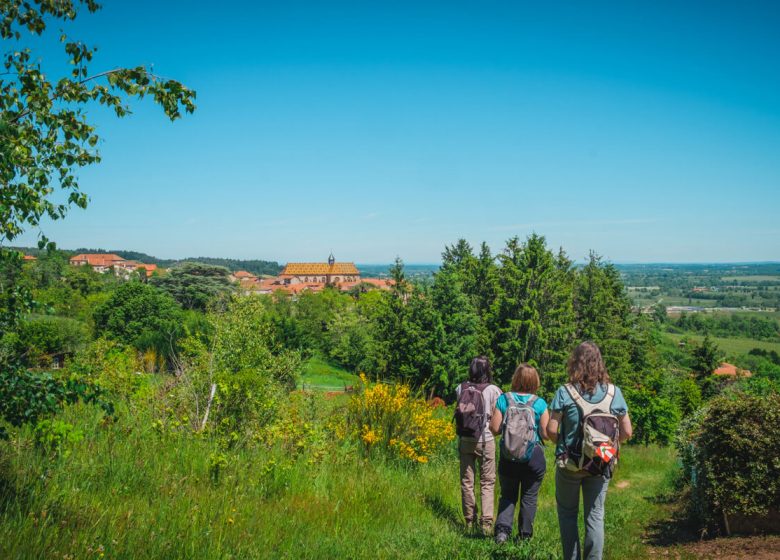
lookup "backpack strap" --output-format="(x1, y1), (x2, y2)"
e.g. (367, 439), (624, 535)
(564, 383), (600, 416)
(603, 384), (616, 412)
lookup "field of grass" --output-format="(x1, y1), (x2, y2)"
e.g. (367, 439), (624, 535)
(300, 356), (360, 389)
(0, 396), (680, 560)
(663, 331), (780, 355)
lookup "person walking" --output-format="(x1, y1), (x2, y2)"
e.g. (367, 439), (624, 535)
(489, 363), (549, 544)
(547, 341), (633, 560)
(454, 356), (502, 535)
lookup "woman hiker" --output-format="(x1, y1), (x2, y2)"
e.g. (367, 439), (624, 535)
(489, 363), (549, 544)
(547, 341), (633, 560)
(454, 356), (503, 535)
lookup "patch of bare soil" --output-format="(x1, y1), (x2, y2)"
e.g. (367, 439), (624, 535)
(651, 536), (780, 559)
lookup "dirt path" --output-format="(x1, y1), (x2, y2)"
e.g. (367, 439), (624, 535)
(649, 536), (780, 559)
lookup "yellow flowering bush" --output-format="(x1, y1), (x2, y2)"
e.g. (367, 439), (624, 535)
(348, 374), (454, 464)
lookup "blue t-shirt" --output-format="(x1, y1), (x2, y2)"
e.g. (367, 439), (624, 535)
(495, 392), (548, 443)
(550, 383), (628, 457)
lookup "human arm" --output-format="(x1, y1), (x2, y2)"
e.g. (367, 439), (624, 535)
(547, 410), (562, 443)
(489, 407), (503, 435)
(619, 412), (633, 443)
(538, 409), (550, 441)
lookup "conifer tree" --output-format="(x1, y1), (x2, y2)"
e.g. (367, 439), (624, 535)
(489, 235), (576, 386)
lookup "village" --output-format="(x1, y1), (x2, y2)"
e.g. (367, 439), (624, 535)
(61, 251), (393, 295)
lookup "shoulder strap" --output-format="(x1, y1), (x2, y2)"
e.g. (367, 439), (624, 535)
(564, 383), (600, 415)
(603, 384), (616, 411)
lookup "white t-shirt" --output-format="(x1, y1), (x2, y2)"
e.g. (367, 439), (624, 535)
(456, 382), (502, 442)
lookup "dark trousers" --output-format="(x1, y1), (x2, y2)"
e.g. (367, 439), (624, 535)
(495, 444), (546, 538)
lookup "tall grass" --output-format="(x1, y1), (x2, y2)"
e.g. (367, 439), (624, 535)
(0, 399), (678, 559)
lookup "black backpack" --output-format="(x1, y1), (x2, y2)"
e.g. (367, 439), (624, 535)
(454, 382), (489, 438)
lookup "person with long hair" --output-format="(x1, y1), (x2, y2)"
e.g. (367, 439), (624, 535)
(455, 355), (502, 535)
(547, 341), (633, 560)
(489, 364), (549, 544)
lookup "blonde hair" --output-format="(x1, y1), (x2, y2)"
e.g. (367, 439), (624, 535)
(511, 363), (540, 393)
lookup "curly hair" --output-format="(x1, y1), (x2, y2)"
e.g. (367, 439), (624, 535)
(567, 341), (609, 394)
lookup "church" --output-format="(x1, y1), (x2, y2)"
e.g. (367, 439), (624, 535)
(278, 254), (360, 286)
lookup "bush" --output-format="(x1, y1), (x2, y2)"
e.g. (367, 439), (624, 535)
(347, 374), (454, 464)
(676, 391), (780, 529)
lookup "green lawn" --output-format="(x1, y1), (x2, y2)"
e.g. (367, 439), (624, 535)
(300, 356), (360, 389)
(664, 331), (780, 355)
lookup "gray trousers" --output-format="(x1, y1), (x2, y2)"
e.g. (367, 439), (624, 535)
(555, 467), (610, 560)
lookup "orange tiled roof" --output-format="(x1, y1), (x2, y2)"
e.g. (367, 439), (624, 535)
(234, 270), (256, 279)
(70, 253), (126, 267)
(281, 262), (359, 276)
(713, 363), (751, 377)
(22, 254), (37, 261)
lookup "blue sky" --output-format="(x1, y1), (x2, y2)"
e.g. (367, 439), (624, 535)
(14, 0), (780, 263)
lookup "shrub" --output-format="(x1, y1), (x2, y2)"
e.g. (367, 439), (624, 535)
(347, 374), (454, 464)
(33, 418), (84, 457)
(676, 391), (780, 529)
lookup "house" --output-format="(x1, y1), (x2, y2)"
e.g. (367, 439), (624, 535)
(713, 362), (752, 377)
(22, 254), (37, 261)
(231, 270), (258, 283)
(69, 253), (158, 277)
(70, 253), (127, 273)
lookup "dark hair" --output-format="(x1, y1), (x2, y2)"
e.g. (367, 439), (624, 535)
(511, 363), (540, 393)
(567, 341), (609, 394)
(469, 356), (493, 384)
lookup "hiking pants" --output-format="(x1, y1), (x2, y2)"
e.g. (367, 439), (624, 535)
(495, 445), (546, 538)
(458, 437), (496, 529)
(555, 467), (610, 560)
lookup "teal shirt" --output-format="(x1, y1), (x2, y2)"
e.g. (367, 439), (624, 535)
(495, 392), (548, 443)
(550, 383), (628, 457)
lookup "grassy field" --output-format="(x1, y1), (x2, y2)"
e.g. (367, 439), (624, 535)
(0, 397), (680, 560)
(299, 356), (360, 389)
(663, 331), (780, 355)
(721, 275), (780, 282)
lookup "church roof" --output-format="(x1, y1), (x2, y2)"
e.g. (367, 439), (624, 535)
(281, 262), (359, 276)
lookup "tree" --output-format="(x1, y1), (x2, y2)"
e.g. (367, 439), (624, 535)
(430, 265), (480, 393)
(488, 235), (576, 386)
(0, 1), (194, 430)
(151, 262), (234, 311)
(690, 334), (720, 380)
(1, 1), (195, 248)
(573, 252), (637, 385)
(93, 282), (183, 360)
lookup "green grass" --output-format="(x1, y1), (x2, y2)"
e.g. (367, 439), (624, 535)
(0, 399), (680, 560)
(300, 356), (360, 389)
(663, 331), (780, 355)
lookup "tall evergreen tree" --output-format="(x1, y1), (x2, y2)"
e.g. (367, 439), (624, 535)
(431, 265), (480, 394)
(488, 235), (576, 387)
(573, 252), (637, 385)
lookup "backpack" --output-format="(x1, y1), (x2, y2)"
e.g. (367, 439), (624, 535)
(561, 383), (620, 476)
(454, 382), (489, 438)
(500, 393), (538, 462)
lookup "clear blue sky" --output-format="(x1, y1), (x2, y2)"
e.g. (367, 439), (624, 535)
(15, 0), (780, 263)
